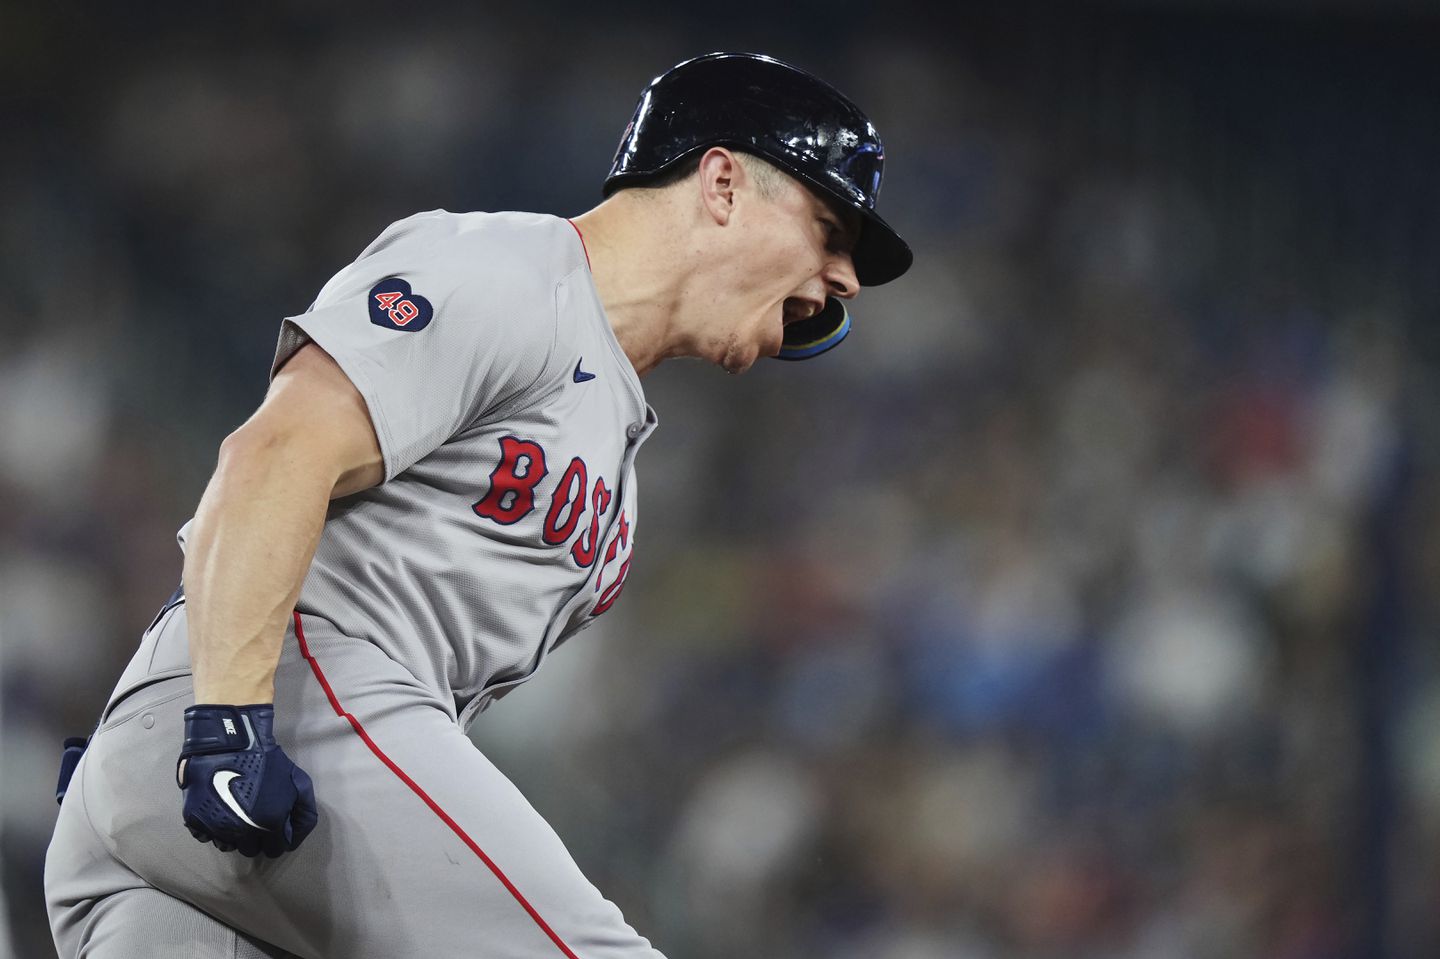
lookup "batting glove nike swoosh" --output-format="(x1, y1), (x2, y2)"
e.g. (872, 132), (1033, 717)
(177, 704), (318, 858)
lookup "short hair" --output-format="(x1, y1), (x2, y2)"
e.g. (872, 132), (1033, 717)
(620, 150), (787, 200)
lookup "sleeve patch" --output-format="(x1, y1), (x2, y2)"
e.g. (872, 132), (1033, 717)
(368, 278), (434, 332)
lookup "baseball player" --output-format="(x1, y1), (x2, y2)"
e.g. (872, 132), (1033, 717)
(44, 52), (911, 958)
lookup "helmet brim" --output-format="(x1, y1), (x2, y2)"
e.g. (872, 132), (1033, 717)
(780, 165), (912, 287)
(852, 205), (913, 287)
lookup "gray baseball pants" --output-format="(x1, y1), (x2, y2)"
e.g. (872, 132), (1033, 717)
(45, 605), (665, 959)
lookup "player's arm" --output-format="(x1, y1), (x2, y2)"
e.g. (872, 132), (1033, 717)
(184, 341), (383, 704)
(175, 342), (380, 857)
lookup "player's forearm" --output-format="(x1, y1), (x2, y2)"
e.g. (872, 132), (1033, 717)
(184, 428), (334, 704)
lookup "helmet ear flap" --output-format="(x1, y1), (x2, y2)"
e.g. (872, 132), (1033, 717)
(777, 299), (850, 361)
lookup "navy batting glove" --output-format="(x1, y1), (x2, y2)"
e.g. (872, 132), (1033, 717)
(177, 704), (318, 858)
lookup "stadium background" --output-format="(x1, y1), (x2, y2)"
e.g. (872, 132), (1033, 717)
(3, 2), (1439, 956)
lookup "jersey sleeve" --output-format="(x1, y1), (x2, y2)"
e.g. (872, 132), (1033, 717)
(272, 213), (557, 481)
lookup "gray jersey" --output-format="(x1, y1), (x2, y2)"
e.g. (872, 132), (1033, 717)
(179, 210), (657, 726)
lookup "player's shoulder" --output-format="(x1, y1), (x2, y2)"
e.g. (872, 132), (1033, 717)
(306, 210), (579, 350)
(359, 210), (585, 288)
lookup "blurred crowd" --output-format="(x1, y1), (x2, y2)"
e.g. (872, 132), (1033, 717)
(4, 5), (1440, 958)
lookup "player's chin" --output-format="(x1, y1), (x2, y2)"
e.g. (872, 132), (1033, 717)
(718, 338), (767, 375)
(720, 349), (759, 375)
(715, 318), (781, 374)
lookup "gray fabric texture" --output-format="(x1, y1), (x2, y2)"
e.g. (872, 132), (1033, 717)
(181, 211), (655, 723)
(48, 211), (667, 958)
(47, 610), (666, 959)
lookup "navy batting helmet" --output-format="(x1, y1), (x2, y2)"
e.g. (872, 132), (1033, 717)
(605, 52), (912, 360)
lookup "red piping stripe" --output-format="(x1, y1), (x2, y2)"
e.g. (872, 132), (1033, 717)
(293, 612), (582, 959)
(565, 219), (592, 270)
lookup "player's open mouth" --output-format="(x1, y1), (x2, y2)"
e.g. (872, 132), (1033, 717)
(781, 297), (820, 325)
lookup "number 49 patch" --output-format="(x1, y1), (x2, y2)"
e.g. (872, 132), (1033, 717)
(368, 278), (434, 332)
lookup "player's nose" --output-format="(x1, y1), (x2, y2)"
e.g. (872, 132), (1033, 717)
(824, 251), (859, 300)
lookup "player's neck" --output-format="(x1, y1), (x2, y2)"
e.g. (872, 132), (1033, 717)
(570, 195), (703, 377)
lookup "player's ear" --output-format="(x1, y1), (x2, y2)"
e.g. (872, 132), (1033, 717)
(697, 147), (738, 226)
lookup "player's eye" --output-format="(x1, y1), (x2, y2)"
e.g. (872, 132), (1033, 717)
(820, 216), (853, 255)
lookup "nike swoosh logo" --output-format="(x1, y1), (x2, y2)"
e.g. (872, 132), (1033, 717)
(212, 770), (268, 830)
(573, 359), (596, 383)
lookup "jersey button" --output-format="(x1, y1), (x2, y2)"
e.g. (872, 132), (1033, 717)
(627, 424), (643, 439)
